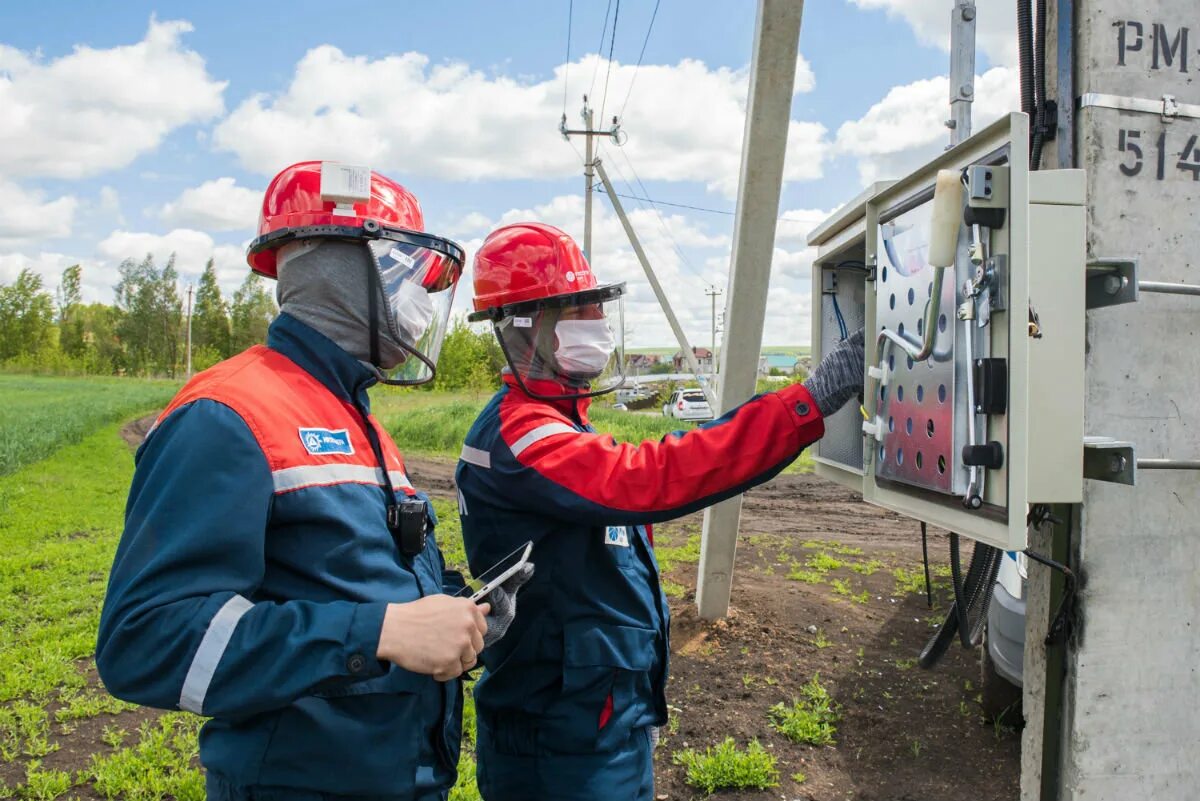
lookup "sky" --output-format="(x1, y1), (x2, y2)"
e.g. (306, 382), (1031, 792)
(0, 0), (1019, 348)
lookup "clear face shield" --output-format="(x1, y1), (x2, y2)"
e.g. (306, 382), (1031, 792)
(472, 284), (627, 401)
(364, 230), (464, 385)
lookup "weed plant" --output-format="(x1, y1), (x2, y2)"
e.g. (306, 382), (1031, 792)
(768, 674), (840, 746)
(672, 737), (779, 794)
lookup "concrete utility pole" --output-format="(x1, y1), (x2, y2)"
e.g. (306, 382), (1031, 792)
(594, 159), (717, 408)
(185, 283), (194, 379)
(560, 97), (621, 260)
(706, 286), (723, 367)
(947, 0), (977, 146)
(696, 0), (805, 620)
(1019, 2), (1200, 799)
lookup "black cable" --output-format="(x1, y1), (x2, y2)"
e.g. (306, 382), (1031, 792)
(598, 0), (621, 127)
(617, 0), (660, 121)
(921, 522), (933, 609)
(588, 0), (615, 101)
(1017, 0), (1034, 123)
(1030, 0), (1049, 169)
(562, 0), (573, 113)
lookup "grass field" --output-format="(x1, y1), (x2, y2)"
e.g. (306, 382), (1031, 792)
(0, 375), (179, 477)
(0, 376), (814, 798)
(372, 387), (814, 473)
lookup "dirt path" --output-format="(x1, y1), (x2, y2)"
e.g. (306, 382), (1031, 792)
(406, 454), (1019, 801)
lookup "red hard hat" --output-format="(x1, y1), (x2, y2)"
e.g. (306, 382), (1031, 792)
(471, 223), (597, 313)
(247, 161), (425, 278)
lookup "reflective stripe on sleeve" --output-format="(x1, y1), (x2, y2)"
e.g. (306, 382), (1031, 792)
(459, 445), (492, 468)
(179, 594), (254, 714)
(271, 464), (415, 494)
(508, 423), (578, 458)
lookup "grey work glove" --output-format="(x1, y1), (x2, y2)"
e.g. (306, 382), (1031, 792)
(482, 562), (535, 648)
(803, 328), (866, 417)
(649, 726), (661, 750)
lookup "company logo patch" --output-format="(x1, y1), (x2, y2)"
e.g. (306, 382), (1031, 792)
(298, 428), (355, 455)
(605, 526), (630, 547)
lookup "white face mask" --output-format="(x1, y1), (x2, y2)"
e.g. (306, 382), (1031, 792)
(388, 279), (435, 347)
(554, 319), (615, 377)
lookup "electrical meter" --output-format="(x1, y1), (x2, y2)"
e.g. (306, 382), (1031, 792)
(807, 113), (1085, 551)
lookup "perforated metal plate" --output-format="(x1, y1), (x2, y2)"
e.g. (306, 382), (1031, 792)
(874, 201), (966, 496)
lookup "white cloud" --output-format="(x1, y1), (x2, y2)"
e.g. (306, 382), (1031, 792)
(213, 50), (827, 198)
(0, 182), (78, 246)
(835, 66), (1019, 184)
(0, 18), (226, 180)
(97, 228), (249, 295)
(447, 192), (816, 347)
(159, 177), (261, 232)
(848, 0), (1017, 68)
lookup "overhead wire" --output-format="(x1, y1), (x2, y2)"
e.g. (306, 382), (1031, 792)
(562, 0), (573, 114)
(617, 0), (660, 122)
(598, 0), (621, 126)
(604, 146), (712, 294)
(588, 0), (615, 101)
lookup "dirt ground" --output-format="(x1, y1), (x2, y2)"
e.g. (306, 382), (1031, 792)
(406, 456), (1021, 801)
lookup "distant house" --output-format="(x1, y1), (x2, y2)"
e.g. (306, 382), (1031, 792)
(673, 347), (713, 373)
(627, 353), (662, 372)
(758, 353), (801, 376)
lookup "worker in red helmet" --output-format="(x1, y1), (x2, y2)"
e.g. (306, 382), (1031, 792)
(456, 223), (864, 800)
(97, 162), (531, 801)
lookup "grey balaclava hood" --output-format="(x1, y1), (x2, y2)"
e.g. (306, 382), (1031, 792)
(276, 239), (408, 370)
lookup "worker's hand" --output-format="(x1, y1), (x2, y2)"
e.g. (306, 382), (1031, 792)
(377, 596), (490, 682)
(803, 328), (865, 417)
(482, 562), (535, 648)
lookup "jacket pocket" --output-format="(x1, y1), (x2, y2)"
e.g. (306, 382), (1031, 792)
(555, 621), (656, 754)
(258, 668), (435, 796)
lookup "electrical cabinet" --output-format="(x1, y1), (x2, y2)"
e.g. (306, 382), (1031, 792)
(807, 113), (1085, 551)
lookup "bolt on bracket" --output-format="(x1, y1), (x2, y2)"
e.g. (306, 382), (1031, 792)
(1083, 437), (1136, 485)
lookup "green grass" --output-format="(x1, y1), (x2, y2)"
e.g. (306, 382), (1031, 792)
(767, 674), (840, 746)
(0, 374), (178, 476)
(372, 387), (813, 474)
(0, 409), (213, 799)
(672, 737), (779, 795)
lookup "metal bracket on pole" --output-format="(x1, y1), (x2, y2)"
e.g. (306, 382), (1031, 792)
(1083, 437), (1136, 485)
(1077, 92), (1200, 122)
(593, 158), (718, 408)
(1082, 437), (1200, 485)
(946, 0), (977, 147)
(1087, 258), (1200, 308)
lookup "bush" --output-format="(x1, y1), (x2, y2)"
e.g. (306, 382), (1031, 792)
(768, 674), (840, 746)
(672, 737), (779, 794)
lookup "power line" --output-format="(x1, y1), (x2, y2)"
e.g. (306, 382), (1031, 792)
(562, 0), (573, 114)
(598, 0), (621, 125)
(618, 0), (660, 121)
(604, 146), (711, 293)
(589, 0), (615, 100)
(593, 183), (823, 226)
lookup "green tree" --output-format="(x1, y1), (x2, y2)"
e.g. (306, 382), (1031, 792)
(192, 259), (231, 357)
(229, 273), (277, 352)
(0, 268), (56, 360)
(114, 254), (183, 376)
(430, 320), (505, 392)
(75, 302), (125, 373)
(57, 265), (86, 357)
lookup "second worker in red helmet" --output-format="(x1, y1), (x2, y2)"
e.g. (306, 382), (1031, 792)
(456, 222), (865, 800)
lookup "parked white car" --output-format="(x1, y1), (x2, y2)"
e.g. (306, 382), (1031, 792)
(662, 389), (713, 422)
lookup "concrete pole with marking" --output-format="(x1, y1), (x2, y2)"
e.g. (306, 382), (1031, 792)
(696, 0), (805, 620)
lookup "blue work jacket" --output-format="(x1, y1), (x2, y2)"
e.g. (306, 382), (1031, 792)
(96, 313), (463, 798)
